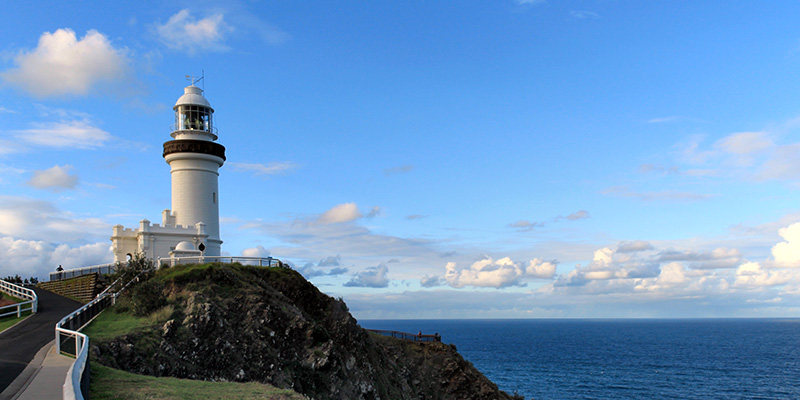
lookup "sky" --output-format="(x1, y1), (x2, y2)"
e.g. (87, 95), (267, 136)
(3, 1), (800, 319)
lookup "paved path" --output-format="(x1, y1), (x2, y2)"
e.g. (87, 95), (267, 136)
(0, 288), (81, 395)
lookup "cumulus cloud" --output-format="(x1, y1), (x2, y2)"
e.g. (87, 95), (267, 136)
(445, 257), (526, 289)
(241, 245), (270, 257)
(557, 247), (661, 287)
(0, 237), (112, 281)
(735, 262), (793, 288)
(228, 162), (297, 176)
(771, 222), (800, 267)
(318, 203), (362, 224)
(27, 165), (78, 191)
(295, 255), (347, 278)
(1, 29), (128, 97)
(526, 258), (557, 279)
(345, 264), (390, 288)
(0, 196), (108, 242)
(156, 9), (233, 54)
(420, 274), (445, 288)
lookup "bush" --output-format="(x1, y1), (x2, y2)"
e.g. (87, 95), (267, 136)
(131, 280), (166, 317)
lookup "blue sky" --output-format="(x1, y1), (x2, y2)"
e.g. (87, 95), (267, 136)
(3, 0), (800, 318)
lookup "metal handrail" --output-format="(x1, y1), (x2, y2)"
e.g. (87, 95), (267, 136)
(157, 256), (281, 268)
(0, 279), (37, 318)
(367, 329), (442, 343)
(50, 263), (117, 281)
(57, 277), (124, 400)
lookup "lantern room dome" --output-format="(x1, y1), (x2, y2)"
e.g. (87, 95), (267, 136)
(174, 85), (213, 111)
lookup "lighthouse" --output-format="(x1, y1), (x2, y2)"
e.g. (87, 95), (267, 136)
(163, 82), (226, 256)
(111, 79), (226, 262)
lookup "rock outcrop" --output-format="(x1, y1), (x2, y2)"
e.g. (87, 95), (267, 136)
(93, 263), (519, 400)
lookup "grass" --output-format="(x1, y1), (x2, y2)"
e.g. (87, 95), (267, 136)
(90, 363), (304, 400)
(0, 310), (33, 333)
(0, 293), (32, 334)
(82, 299), (176, 339)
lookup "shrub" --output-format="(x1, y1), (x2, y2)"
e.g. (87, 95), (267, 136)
(131, 280), (166, 316)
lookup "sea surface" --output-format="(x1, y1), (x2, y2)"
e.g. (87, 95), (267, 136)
(360, 319), (800, 400)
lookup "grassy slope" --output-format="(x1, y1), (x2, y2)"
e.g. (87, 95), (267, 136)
(90, 363), (304, 400)
(0, 293), (31, 333)
(84, 263), (306, 399)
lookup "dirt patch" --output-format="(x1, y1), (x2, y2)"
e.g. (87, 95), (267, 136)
(0, 298), (17, 307)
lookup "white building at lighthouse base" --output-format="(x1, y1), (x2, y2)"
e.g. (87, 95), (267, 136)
(111, 209), (207, 262)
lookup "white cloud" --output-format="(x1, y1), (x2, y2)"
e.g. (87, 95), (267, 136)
(617, 240), (653, 253)
(16, 120), (111, 149)
(570, 10), (600, 20)
(526, 258), (557, 279)
(734, 262), (793, 288)
(383, 165), (414, 175)
(0, 237), (112, 281)
(241, 245), (270, 258)
(318, 203), (362, 224)
(345, 264), (390, 288)
(27, 165), (78, 191)
(156, 9), (233, 54)
(420, 275), (445, 288)
(445, 257), (525, 288)
(715, 132), (772, 156)
(228, 162), (297, 176)
(563, 210), (590, 221)
(508, 220), (544, 231)
(1, 29), (128, 97)
(0, 196), (108, 242)
(771, 222), (800, 267)
(602, 185), (714, 202)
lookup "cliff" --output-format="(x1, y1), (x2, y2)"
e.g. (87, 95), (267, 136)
(92, 262), (520, 400)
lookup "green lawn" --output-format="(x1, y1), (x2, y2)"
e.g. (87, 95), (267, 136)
(90, 363), (304, 400)
(0, 293), (32, 334)
(0, 310), (32, 333)
(81, 306), (154, 340)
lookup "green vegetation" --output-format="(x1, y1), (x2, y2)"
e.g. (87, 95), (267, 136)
(90, 363), (304, 400)
(0, 292), (31, 333)
(0, 310), (32, 333)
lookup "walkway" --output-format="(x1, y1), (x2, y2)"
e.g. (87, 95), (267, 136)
(0, 288), (81, 398)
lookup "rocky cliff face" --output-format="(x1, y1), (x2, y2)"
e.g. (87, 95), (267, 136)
(93, 263), (519, 400)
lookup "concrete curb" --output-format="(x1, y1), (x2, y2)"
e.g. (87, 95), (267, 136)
(0, 340), (52, 400)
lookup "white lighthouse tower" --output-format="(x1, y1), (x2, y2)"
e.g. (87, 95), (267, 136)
(111, 79), (226, 262)
(163, 82), (226, 256)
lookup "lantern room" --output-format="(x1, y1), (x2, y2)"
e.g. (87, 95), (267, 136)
(171, 84), (218, 141)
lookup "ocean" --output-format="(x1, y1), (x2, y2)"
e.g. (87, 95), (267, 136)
(360, 319), (800, 400)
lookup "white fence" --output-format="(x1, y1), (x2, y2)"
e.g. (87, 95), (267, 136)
(156, 256), (281, 268)
(0, 279), (37, 318)
(57, 278), (124, 400)
(50, 263), (117, 282)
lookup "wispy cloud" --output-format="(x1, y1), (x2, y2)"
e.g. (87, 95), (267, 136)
(1, 29), (129, 97)
(569, 10), (601, 20)
(602, 185), (714, 202)
(228, 161), (298, 176)
(15, 120), (112, 149)
(383, 164), (414, 176)
(155, 9), (233, 54)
